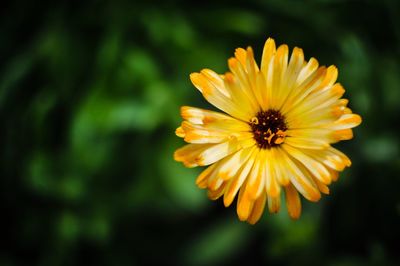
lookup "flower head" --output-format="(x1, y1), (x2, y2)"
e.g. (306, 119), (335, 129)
(174, 37), (361, 224)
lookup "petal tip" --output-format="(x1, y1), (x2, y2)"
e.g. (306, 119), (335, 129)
(175, 126), (185, 138)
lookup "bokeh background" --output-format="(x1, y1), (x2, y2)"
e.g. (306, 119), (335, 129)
(1, 0), (400, 265)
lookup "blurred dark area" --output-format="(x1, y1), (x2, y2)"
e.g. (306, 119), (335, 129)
(1, 0), (400, 265)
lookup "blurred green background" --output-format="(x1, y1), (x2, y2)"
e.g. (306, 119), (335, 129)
(1, 0), (400, 265)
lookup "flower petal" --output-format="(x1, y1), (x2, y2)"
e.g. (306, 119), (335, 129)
(219, 146), (255, 181)
(196, 163), (218, 188)
(295, 57), (319, 87)
(261, 38), (276, 75)
(277, 47), (305, 110)
(180, 106), (237, 125)
(181, 121), (230, 144)
(313, 177), (330, 195)
(327, 114), (362, 130)
(332, 129), (354, 142)
(282, 144), (332, 185)
(303, 146), (352, 172)
(281, 66), (327, 115)
(207, 181), (228, 200)
(245, 47), (263, 106)
(174, 143), (214, 168)
(174, 135), (254, 168)
(286, 83), (345, 128)
(270, 148), (290, 186)
(264, 149), (281, 198)
(267, 194), (281, 213)
(180, 120), (251, 144)
(284, 137), (330, 150)
(223, 148), (258, 207)
(228, 47), (261, 110)
(223, 72), (259, 115)
(279, 145), (321, 201)
(237, 185), (255, 221)
(285, 184), (302, 219)
(197, 138), (254, 166)
(260, 38), (276, 110)
(175, 126), (185, 138)
(247, 192), (267, 224)
(190, 71), (252, 121)
(270, 44), (289, 110)
(245, 149), (266, 200)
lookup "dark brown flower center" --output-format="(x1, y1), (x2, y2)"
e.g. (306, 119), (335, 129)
(249, 110), (287, 149)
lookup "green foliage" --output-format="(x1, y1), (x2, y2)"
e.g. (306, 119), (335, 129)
(1, 0), (399, 265)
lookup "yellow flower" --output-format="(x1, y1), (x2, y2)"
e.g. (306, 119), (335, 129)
(174, 37), (362, 224)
